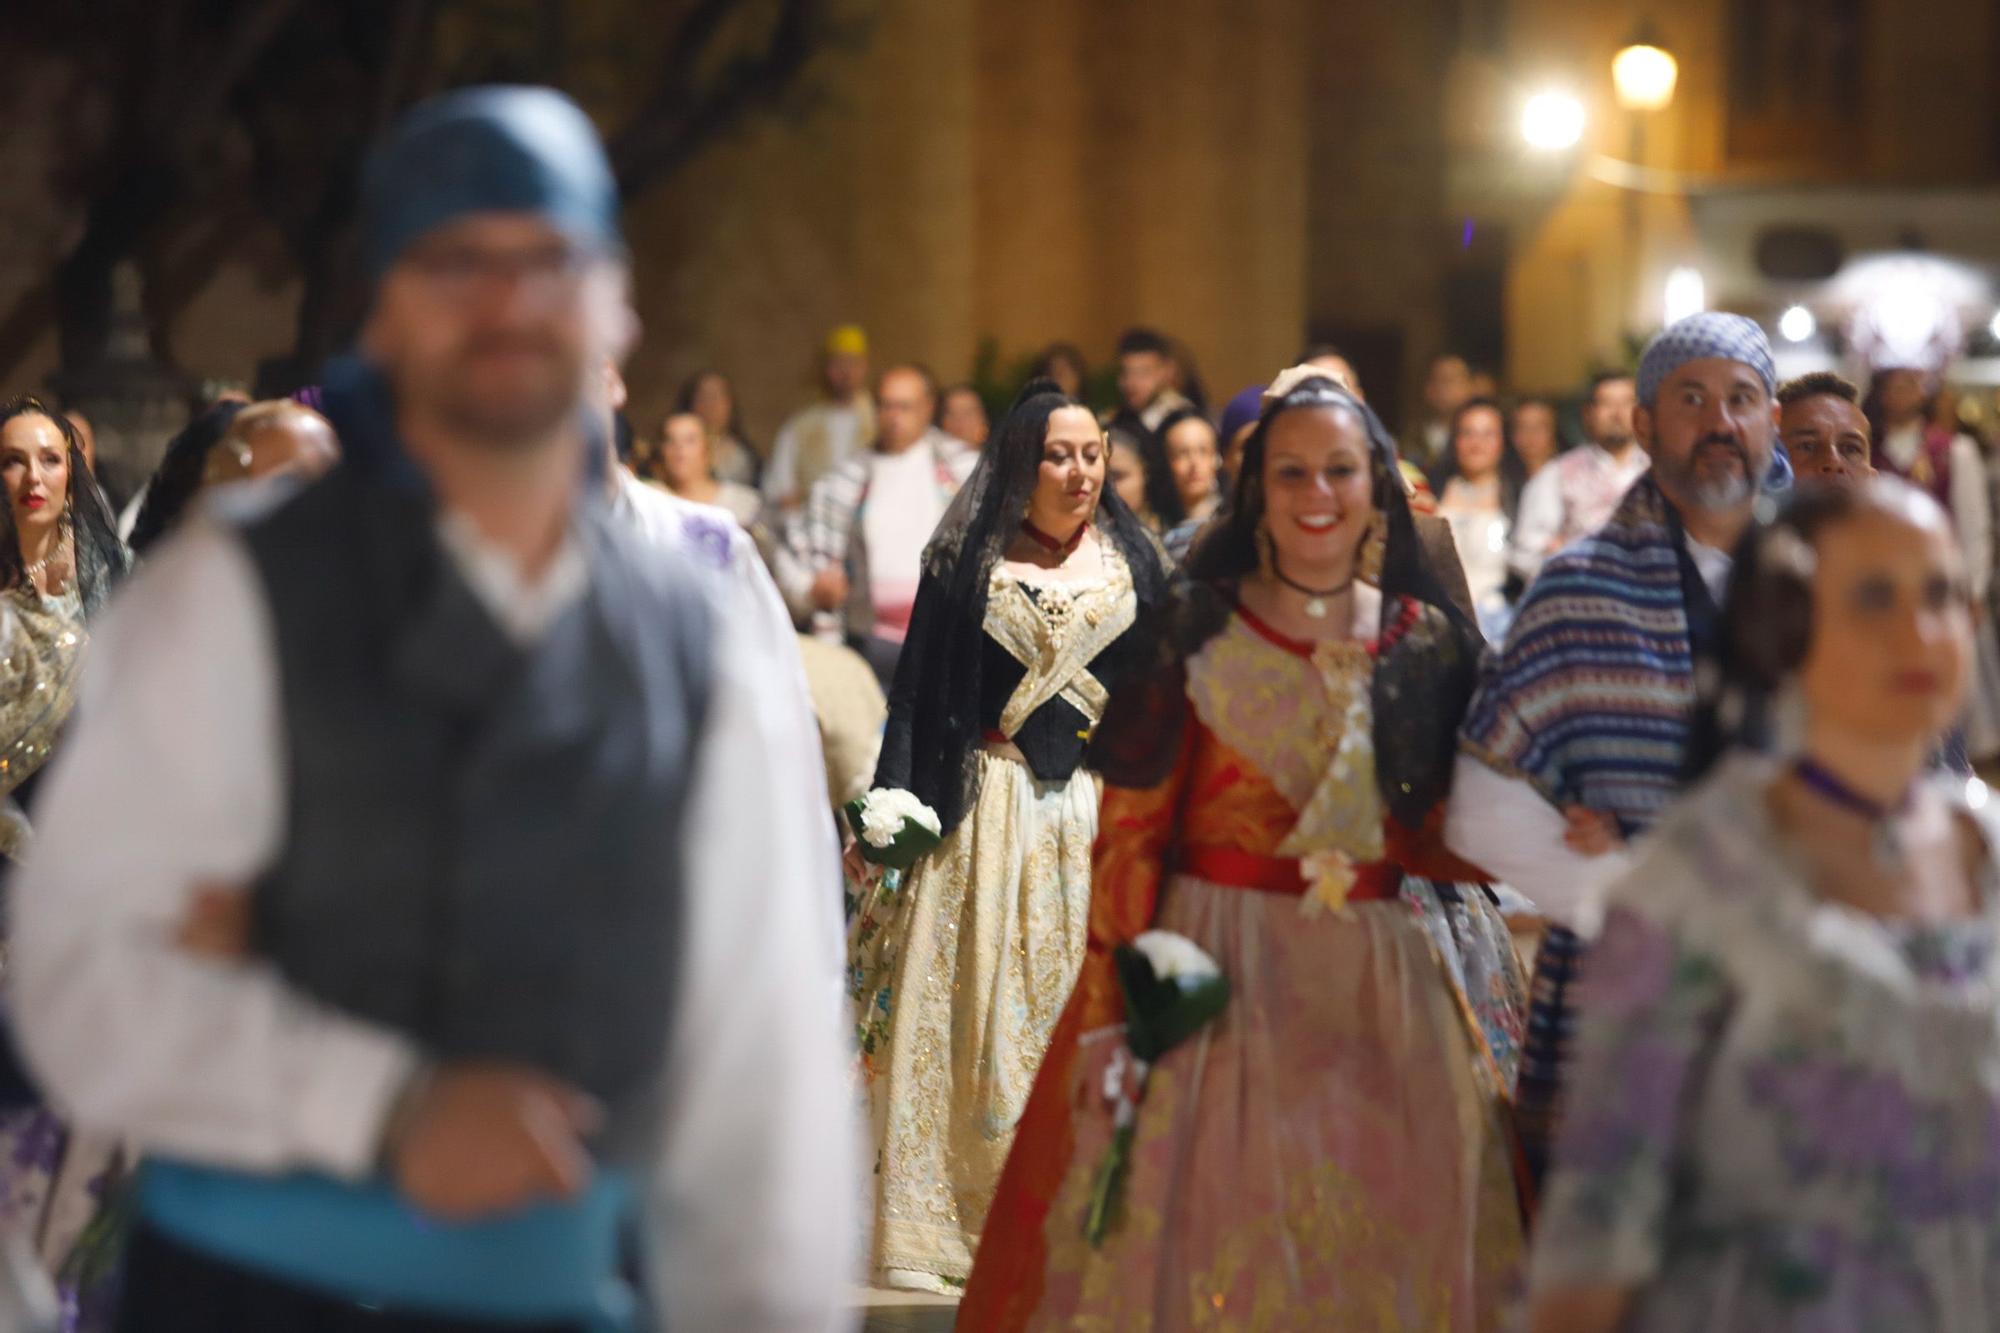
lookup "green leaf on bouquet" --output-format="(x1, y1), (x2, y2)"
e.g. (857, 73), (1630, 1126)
(1080, 937), (1230, 1245)
(843, 798), (944, 870)
(1113, 943), (1231, 1065)
(1083, 1122), (1135, 1246)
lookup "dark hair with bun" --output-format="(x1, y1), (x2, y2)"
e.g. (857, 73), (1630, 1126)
(1688, 478), (1951, 779)
(869, 376), (1170, 840)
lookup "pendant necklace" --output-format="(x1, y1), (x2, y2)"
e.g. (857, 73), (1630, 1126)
(1793, 755), (1915, 867)
(24, 532), (69, 597)
(1021, 519), (1087, 557)
(1272, 560), (1354, 619)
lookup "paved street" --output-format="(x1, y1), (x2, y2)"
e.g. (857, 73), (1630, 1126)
(859, 1289), (957, 1332)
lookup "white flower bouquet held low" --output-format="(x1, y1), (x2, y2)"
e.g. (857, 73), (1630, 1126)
(843, 788), (944, 871)
(1084, 930), (1230, 1245)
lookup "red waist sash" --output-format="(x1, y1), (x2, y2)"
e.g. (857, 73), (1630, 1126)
(1178, 843), (1399, 900)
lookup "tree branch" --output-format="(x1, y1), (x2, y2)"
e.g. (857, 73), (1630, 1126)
(0, 283), (57, 388)
(607, 0), (828, 196)
(369, 0), (441, 133)
(177, 0), (303, 153)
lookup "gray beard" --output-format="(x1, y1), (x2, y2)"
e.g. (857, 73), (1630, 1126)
(1682, 470), (1753, 513)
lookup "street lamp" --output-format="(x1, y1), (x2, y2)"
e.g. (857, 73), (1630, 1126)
(1521, 91), (1587, 152)
(1612, 22), (1675, 330)
(1612, 25), (1678, 112)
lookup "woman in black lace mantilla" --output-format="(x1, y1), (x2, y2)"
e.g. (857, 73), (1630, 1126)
(846, 377), (1169, 1292)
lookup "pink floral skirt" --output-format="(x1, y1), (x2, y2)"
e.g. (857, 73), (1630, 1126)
(1023, 876), (1526, 1331)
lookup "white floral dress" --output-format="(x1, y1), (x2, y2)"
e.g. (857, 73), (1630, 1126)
(1531, 754), (2000, 1332)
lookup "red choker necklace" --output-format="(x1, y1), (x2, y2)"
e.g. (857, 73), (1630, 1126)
(1021, 519), (1087, 556)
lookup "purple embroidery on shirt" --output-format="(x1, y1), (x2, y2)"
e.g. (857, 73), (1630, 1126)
(679, 514), (734, 572)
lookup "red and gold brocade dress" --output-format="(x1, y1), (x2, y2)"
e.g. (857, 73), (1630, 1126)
(959, 599), (1528, 1332)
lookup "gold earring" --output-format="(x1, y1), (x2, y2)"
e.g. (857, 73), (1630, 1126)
(1358, 511), (1387, 582)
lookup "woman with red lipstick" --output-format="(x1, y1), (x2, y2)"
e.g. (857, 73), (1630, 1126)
(958, 368), (1526, 1330)
(0, 397), (127, 1328)
(847, 378), (1171, 1292)
(0, 398), (128, 832)
(0, 399), (127, 622)
(1529, 479), (2000, 1333)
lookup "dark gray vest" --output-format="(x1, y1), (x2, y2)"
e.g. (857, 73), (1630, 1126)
(239, 468), (713, 1109)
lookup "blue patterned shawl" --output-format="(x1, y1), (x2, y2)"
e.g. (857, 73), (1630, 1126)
(1459, 474), (1697, 834)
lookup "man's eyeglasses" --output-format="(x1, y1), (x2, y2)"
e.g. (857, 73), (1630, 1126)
(401, 241), (603, 305)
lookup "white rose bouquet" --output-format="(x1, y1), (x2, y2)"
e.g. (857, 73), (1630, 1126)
(1083, 930), (1230, 1245)
(843, 788), (944, 871)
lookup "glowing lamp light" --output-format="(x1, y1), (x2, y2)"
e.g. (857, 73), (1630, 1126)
(1663, 267), (1706, 326)
(1833, 253), (1981, 372)
(1612, 41), (1678, 112)
(1522, 92), (1587, 152)
(1779, 305), (1817, 344)
(1969, 778), (1990, 812)
(1989, 310), (2000, 342)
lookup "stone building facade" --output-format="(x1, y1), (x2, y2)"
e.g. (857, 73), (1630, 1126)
(6, 0), (1998, 452)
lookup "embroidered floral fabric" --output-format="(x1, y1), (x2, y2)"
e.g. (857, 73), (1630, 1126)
(0, 588), (119, 1331)
(964, 608), (1530, 1330)
(1533, 754), (2000, 1332)
(846, 562), (1134, 1292)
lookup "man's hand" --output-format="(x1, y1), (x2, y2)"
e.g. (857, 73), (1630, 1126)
(809, 566), (849, 612)
(388, 1064), (602, 1221)
(176, 885), (254, 960)
(1561, 805), (1624, 857)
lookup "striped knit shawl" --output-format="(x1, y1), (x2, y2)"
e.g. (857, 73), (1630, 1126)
(1458, 473), (1695, 833)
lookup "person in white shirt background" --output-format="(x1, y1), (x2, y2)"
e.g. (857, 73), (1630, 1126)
(1107, 327), (1192, 435)
(10, 84), (857, 1333)
(936, 382), (990, 452)
(673, 368), (762, 489)
(1428, 395), (1527, 640)
(1510, 395), (1565, 481)
(763, 324), (876, 513)
(1508, 372), (1647, 588)
(646, 410), (764, 530)
(779, 364), (976, 688)
(1402, 351), (1474, 470)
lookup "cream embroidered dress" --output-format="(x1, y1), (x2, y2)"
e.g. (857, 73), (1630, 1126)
(848, 549), (1138, 1291)
(0, 583), (123, 1332)
(0, 585), (84, 858)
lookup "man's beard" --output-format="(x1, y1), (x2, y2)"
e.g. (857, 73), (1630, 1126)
(1661, 435), (1756, 513)
(427, 339), (582, 451)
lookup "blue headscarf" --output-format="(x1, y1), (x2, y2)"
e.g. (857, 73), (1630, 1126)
(360, 85), (623, 282)
(1635, 312), (1791, 495)
(1636, 311), (1776, 408)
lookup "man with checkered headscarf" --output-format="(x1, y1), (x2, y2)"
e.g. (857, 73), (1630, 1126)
(1443, 312), (1792, 1186)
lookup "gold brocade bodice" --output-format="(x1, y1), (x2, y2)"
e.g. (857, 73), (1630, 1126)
(1185, 609), (1385, 868)
(984, 550), (1137, 740)
(0, 586), (86, 856)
